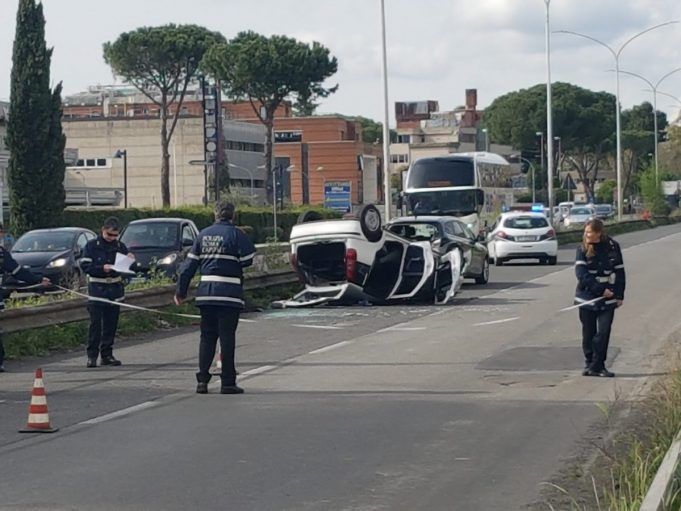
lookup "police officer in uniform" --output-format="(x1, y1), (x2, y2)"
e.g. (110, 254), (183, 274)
(574, 218), (626, 377)
(0, 223), (50, 372)
(79, 217), (133, 368)
(175, 200), (256, 394)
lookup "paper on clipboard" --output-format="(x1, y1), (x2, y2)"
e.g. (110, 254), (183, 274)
(112, 253), (136, 275)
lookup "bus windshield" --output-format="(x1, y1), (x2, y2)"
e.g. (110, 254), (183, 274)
(407, 189), (479, 216)
(406, 159), (474, 189)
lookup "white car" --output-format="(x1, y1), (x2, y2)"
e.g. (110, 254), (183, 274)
(486, 211), (558, 265)
(275, 205), (488, 307)
(563, 205), (595, 227)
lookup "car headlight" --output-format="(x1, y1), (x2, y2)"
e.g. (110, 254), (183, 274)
(47, 258), (68, 268)
(157, 253), (178, 265)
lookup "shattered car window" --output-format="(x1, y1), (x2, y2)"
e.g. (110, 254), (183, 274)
(390, 223), (440, 242)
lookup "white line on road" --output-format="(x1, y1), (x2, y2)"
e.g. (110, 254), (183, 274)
(473, 317), (520, 327)
(291, 324), (341, 330)
(378, 326), (427, 332)
(80, 401), (157, 425)
(240, 318), (256, 323)
(240, 365), (277, 377)
(309, 341), (353, 354)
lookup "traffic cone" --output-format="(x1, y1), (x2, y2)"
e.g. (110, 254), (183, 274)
(19, 368), (59, 433)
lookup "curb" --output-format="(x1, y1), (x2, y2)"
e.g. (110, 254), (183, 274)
(640, 431), (681, 511)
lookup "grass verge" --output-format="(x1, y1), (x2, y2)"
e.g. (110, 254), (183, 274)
(542, 368), (681, 510)
(4, 282), (302, 359)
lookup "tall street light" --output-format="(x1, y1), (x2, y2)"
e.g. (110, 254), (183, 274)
(543, 0), (555, 225)
(113, 149), (128, 209)
(481, 128), (490, 151)
(617, 67), (681, 183)
(379, 0), (392, 221)
(513, 154), (536, 204)
(536, 131), (544, 189)
(555, 21), (679, 221)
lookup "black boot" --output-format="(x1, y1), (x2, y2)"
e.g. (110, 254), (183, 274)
(101, 355), (122, 366)
(196, 382), (208, 394)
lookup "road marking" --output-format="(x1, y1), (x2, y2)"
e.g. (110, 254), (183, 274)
(240, 318), (256, 323)
(80, 401), (157, 425)
(309, 341), (352, 354)
(378, 326), (427, 332)
(240, 365), (277, 377)
(291, 324), (342, 330)
(473, 317), (520, 327)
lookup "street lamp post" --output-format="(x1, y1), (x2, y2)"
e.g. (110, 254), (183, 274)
(271, 164), (295, 243)
(544, 0), (555, 225)
(556, 21), (679, 221)
(514, 155), (536, 204)
(656, 90), (681, 125)
(482, 128), (490, 151)
(617, 67), (681, 184)
(379, 0), (392, 221)
(113, 149), (128, 208)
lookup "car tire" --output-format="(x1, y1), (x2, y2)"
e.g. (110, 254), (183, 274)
(475, 258), (489, 285)
(548, 256), (557, 265)
(297, 210), (324, 224)
(359, 204), (383, 243)
(495, 257), (505, 267)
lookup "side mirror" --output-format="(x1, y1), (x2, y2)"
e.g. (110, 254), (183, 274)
(74, 247), (82, 258)
(182, 238), (194, 247)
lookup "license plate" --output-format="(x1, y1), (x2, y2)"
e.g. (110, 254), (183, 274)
(516, 236), (537, 242)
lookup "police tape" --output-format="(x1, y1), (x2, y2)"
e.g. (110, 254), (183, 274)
(53, 285), (204, 319)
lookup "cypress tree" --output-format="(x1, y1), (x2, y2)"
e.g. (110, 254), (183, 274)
(6, 0), (65, 234)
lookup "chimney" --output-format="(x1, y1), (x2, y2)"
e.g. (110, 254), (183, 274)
(465, 89), (477, 111)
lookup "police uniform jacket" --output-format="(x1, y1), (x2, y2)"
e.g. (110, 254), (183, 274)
(0, 247), (42, 308)
(574, 236), (626, 311)
(176, 220), (256, 309)
(79, 236), (130, 302)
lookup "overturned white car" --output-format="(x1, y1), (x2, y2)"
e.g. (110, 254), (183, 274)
(275, 205), (489, 308)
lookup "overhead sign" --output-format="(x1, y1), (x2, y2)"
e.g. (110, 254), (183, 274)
(324, 181), (352, 211)
(274, 130), (303, 143)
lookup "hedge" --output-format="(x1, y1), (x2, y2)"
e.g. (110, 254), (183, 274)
(62, 205), (341, 244)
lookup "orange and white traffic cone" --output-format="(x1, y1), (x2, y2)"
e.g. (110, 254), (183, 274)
(19, 368), (59, 433)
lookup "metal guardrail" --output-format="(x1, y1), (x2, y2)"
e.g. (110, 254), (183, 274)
(640, 431), (681, 510)
(0, 269), (298, 334)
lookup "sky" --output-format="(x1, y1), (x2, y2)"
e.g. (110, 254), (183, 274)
(2, 0), (681, 125)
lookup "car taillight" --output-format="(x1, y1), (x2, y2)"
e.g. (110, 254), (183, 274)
(345, 248), (357, 282)
(495, 231), (511, 241)
(541, 228), (556, 240)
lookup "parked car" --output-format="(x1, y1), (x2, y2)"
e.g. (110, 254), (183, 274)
(8, 227), (96, 289)
(593, 203), (615, 220)
(563, 205), (596, 227)
(486, 212), (557, 265)
(275, 205), (488, 308)
(119, 218), (199, 279)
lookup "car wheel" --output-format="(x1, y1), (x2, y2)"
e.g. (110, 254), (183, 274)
(297, 210), (324, 224)
(548, 256), (557, 265)
(495, 257), (505, 266)
(60, 268), (81, 290)
(475, 258), (489, 284)
(359, 204), (382, 243)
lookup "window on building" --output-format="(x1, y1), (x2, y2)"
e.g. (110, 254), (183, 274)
(225, 140), (265, 153)
(397, 134), (411, 144)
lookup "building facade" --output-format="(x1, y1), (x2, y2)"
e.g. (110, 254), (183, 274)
(62, 116), (266, 208)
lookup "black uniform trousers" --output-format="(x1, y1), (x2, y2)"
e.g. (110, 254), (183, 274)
(87, 302), (121, 360)
(579, 307), (615, 371)
(197, 305), (240, 385)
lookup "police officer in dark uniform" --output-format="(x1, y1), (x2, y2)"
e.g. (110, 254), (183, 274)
(79, 217), (134, 368)
(574, 218), (626, 377)
(0, 223), (50, 372)
(175, 200), (256, 394)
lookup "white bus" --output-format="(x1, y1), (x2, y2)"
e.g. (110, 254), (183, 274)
(401, 152), (513, 235)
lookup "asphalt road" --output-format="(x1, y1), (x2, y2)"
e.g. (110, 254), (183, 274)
(1, 223), (681, 510)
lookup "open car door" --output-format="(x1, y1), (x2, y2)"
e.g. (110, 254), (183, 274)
(434, 248), (464, 305)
